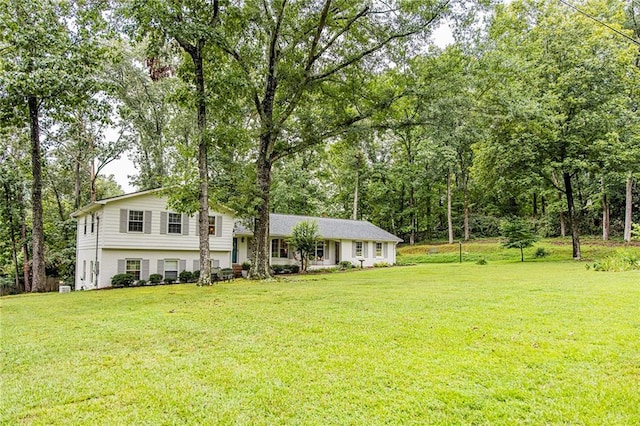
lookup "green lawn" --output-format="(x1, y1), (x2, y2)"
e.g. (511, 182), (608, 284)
(2, 262), (639, 424)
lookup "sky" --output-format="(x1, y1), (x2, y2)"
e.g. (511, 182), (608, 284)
(99, 22), (456, 194)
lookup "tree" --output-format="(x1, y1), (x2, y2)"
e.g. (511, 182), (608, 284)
(1, 0), (109, 291)
(123, 0), (223, 285)
(216, 0), (452, 279)
(500, 217), (538, 262)
(288, 220), (320, 273)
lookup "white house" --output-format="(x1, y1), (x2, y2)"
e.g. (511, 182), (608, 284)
(72, 189), (402, 289)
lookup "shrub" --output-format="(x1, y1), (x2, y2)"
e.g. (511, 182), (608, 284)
(193, 270), (200, 280)
(136, 279), (147, 286)
(338, 261), (353, 270)
(241, 262), (251, 271)
(589, 250), (640, 272)
(179, 270), (194, 283)
(374, 262), (390, 268)
(534, 247), (550, 258)
(164, 277), (176, 284)
(289, 264), (300, 274)
(149, 274), (162, 285)
(111, 273), (134, 287)
(476, 258), (488, 265)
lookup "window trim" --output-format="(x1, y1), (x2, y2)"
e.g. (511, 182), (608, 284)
(164, 259), (179, 281)
(355, 241), (363, 257)
(168, 213), (182, 234)
(375, 242), (383, 258)
(208, 215), (216, 236)
(271, 238), (289, 258)
(126, 259), (142, 280)
(128, 210), (144, 233)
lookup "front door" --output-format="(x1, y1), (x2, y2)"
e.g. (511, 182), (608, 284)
(232, 238), (238, 263)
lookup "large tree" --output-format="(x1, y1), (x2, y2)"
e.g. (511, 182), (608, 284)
(216, 0), (454, 279)
(0, 0), (109, 291)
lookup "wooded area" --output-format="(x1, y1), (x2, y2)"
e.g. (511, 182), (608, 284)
(1, 0), (639, 290)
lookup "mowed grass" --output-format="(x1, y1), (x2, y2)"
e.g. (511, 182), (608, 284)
(2, 262), (640, 424)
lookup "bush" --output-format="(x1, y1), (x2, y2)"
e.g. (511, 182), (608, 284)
(137, 279), (147, 286)
(589, 251), (640, 272)
(476, 258), (488, 265)
(111, 273), (134, 287)
(179, 270), (194, 283)
(339, 261), (353, 270)
(289, 264), (300, 274)
(373, 262), (390, 268)
(193, 270), (200, 280)
(164, 277), (176, 284)
(534, 247), (550, 258)
(241, 262), (251, 271)
(149, 274), (162, 284)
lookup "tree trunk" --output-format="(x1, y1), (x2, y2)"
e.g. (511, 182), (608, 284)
(563, 172), (581, 259)
(602, 190), (609, 241)
(29, 95), (46, 292)
(447, 171), (454, 244)
(624, 173), (633, 243)
(409, 186), (415, 245)
(19, 189), (30, 292)
(463, 176), (470, 241)
(193, 49), (211, 286)
(533, 193), (538, 218)
(352, 168), (359, 221)
(250, 149), (273, 280)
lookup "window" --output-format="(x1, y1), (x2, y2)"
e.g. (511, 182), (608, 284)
(128, 210), (144, 232)
(126, 259), (141, 280)
(83, 216), (87, 235)
(271, 239), (288, 258)
(82, 260), (86, 281)
(164, 260), (178, 281)
(91, 214), (95, 233)
(316, 241), (325, 261)
(208, 216), (216, 235)
(168, 213), (182, 234)
(376, 242), (383, 257)
(355, 241), (363, 257)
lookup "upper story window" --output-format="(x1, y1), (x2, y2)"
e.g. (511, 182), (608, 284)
(128, 210), (144, 232)
(355, 241), (363, 257)
(83, 216), (87, 235)
(168, 213), (182, 234)
(271, 239), (288, 258)
(376, 242), (383, 257)
(91, 214), (95, 233)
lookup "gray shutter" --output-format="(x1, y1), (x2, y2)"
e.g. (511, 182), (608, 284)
(119, 209), (127, 233)
(182, 214), (189, 235)
(383, 243), (389, 258)
(117, 259), (125, 274)
(160, 212), (167, 235)
(215, 215), (222, 237)
(179, 259), (186, 272)
(144, 211), (152, 234)
(157, 259), (164, 276)
(352, 242), (356, 257)
(195, 213), (200, 236)
(193, 259), (200, 272)
(141, 259), (150, 280)
(364, 242), (369, 258)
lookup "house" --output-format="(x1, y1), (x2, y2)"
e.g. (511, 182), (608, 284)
(71, 189), (402, 289)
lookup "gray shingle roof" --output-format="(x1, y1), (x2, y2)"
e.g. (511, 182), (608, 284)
(235, 214), (402, 243)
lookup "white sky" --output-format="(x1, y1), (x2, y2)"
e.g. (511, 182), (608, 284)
(100, 21), (457, 194)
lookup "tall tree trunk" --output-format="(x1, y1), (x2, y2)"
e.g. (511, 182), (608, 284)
(602, 179), (609, 241)
(29, 95), (45, 292)
(624, 173), (633, 243)
(563, 171), (581, 259)
(193, 49), (211, 286)
(250, 148), (273, 279)
(352, 168), (359, 221)
(74, 160), (82, 210)
(463, 176), (470, 241)
(533, 192), (538, 218)
(447, 170), (454, 244)
(409, 185), (415, 245)
(18, 189), (30, 292)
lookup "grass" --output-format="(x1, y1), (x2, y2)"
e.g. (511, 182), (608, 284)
(2, 260), (640, 424)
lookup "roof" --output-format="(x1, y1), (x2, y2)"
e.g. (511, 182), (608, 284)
(235, 214), (402, 243)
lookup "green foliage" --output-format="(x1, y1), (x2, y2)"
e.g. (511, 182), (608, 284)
(373, 262), (390, 268)
(178, 270), (194, 283)
(164, 277), (176, 284)
(241, 262), (251, 271)
(339, 261), (354, 270)
(111, 274), (134, 287)
(632, 223), (640, 240)
(500, 218), (539, 262)
(476, 258), (488, 265)
(148, 274), (162, 284)
(534, 247), (550, 258)
(589, 251), (640, 272)
(288, 220), (320, 272)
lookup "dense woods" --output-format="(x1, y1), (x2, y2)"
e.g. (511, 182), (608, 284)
(1, 0), (639, 289)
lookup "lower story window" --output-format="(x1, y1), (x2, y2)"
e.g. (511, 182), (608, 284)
(316, 241), (325, 261)
(164, 260), (178, 280)
(271, 239), (288, 258)
(355, 241), (363, 257)
(376, 242), (383, 257)
(126, 259), (141, 280)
